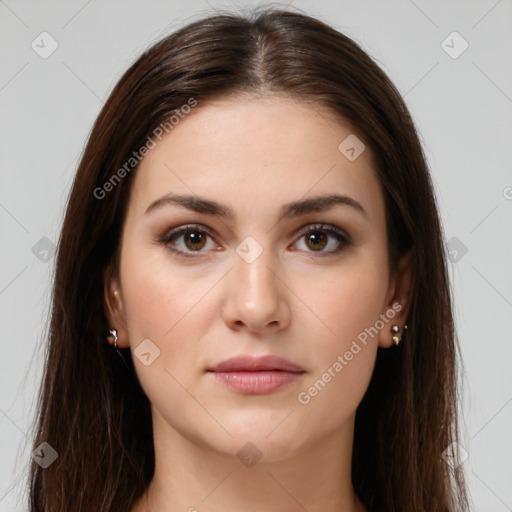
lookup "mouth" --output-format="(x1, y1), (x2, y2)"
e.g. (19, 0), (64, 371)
(206, 355), (305, 395)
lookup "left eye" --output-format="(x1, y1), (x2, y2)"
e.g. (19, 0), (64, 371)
(160, 223), (350, 257)
(293, 223), (350, 254)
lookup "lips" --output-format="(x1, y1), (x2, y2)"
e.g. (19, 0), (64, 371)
(206, 355), (305, 395)
(207, 355), (305, 373)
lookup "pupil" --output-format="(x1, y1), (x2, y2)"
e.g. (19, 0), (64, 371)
(186, 232), (205, 250)
(307, 232), (327, 250)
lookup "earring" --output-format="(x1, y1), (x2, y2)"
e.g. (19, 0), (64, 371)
(391, 324), (404, 345)
(107, 329), (129, 370)
(107, 329), (118, 349)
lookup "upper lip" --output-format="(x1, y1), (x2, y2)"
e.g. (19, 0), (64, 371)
(207, 355), (305, 373)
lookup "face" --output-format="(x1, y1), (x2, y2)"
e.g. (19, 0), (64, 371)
(105, 95), (411, 461)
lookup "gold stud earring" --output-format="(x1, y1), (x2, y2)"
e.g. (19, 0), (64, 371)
(391, 324), (401, 345)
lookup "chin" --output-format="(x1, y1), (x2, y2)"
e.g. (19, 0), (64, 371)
(221, 420), (302, 462)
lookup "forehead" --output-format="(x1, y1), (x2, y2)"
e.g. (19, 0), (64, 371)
(128, 95), (384, 221)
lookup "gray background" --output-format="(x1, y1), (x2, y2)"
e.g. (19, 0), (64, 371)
(1, 0), (511, 510)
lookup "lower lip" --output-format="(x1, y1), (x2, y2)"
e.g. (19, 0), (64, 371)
(208, 370), (304, 394)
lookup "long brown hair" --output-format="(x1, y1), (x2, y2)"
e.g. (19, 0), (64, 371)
(28, 7), (469, 511)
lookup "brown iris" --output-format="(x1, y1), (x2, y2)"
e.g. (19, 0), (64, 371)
(304, 231), (328, 251)
(184, 231), (207, 251)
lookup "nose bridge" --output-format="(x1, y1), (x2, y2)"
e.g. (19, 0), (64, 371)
(222, 234), (289, 332)
(234, 235), (279, 305)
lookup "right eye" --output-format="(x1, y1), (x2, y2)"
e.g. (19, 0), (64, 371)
(159, 224), (220, 257)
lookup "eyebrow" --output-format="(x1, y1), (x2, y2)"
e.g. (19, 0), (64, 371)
(144, 192), (368, 220)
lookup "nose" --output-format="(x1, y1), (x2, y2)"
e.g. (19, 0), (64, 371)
(221, 244), (291, 334)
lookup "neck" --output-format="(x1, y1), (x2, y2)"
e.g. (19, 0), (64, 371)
(132, 409), (367, 512)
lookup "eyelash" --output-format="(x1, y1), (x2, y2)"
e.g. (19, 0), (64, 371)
(159, 223), (352, 259)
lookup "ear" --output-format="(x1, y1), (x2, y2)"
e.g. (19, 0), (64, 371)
(103, 264), (129, 348)
(378, 250), (415, 348)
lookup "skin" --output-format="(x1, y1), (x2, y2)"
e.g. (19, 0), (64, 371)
(104, 95), (413, 512)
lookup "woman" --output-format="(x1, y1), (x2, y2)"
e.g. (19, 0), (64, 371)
(28, 7), (470, 512)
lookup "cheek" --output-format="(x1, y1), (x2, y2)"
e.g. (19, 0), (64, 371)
(301, 244), (390, 348)
(119, 241), (216, 380)
(292, 248), (389, 424)
(120, 240), (210, 340)
(294, 305), (380, 439)
(118, 244), (218, 425)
